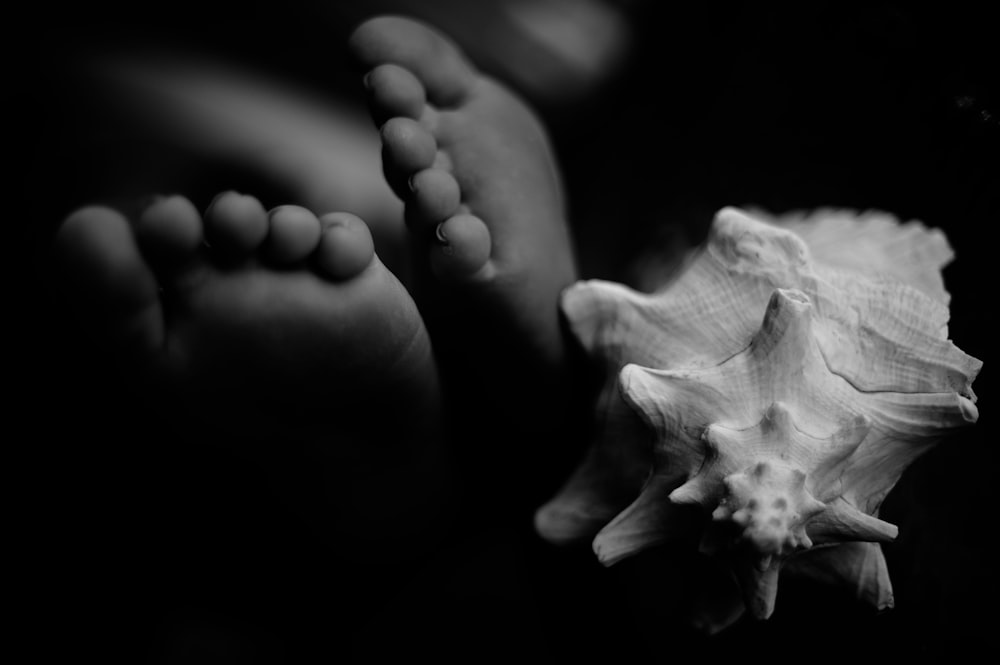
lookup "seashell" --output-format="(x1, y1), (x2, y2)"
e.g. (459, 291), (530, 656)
(536, 207), (980, 625)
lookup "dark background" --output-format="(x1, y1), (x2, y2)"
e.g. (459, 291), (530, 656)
(10, 1), (997, 662)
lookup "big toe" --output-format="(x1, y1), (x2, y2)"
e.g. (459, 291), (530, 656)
(350, 15), (477, 108)
(430, 213), (493, 282)
(364, 63), (426, 124)
(54, 206), (164, 352)
(315, 212), (376, 281)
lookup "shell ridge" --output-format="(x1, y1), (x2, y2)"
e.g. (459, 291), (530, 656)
(617, 365), (717, 476)
(805, 497), (898, 544)
(813, 336), (978, 403)
(761, 207), (955, 304)
(562, 280), (655, 358)
(592, 473), (701, 566)
(535, 428), (653, 545)
(710, 207), (814, 274)
(810, 266), (978, 396)
(668, 425), (741, 508)
(619, 363), (750, 434)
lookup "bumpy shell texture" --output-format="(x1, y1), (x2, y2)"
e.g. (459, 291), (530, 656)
(536, 207), (981, 625)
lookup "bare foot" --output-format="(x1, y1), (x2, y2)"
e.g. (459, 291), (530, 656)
(348, 18), (585, 504)
(348, 15), (578, 383)
(52, 191), (448, 553)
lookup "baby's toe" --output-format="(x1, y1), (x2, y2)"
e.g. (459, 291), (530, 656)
(350, 16), (476, 108)
(266, 205), (322, 265)
(54, 206), (165, 352)
(204, 191), (269, 257)
(315, 213), (376, 281)
(364, 63), (426, 125)
(408, 168), (461, 229)
(135, 195), (203, 269)
(380, 117), (437, 197)
(430, 213), (493, 281)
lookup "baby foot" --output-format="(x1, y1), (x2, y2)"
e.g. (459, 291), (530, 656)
(349, 16), (578, 385)
(53, 192), (447, 552)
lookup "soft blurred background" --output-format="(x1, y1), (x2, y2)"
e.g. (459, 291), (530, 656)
(11, 1), (997, 662)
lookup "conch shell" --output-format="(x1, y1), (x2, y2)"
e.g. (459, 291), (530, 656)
(537, 207), (980, 625)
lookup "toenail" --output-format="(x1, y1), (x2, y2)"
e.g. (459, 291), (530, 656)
(320, 212), (362, 231)
(362, 72), (373, 90)
(434, 224), (449, 246)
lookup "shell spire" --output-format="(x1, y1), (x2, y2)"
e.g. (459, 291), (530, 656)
(537, 207), (981, 626)
(713, 459), (827, 557)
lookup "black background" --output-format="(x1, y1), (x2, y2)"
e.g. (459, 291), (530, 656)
(10, 1), (997, 662)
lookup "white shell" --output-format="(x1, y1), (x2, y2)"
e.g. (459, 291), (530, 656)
(536, 207), (980, 625)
